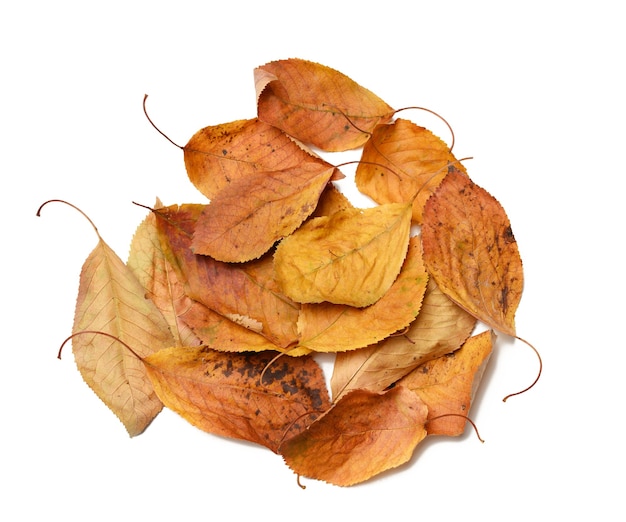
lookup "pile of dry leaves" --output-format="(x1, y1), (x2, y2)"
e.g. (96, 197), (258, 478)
(39, 58), (537, 487)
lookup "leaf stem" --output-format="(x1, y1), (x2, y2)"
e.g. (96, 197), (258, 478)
(427, 413), (484, 443)
(394, 106), (456, 152)
(36, 199), (100, 236)
(57, 330), (141, 360)
(143, 94), (183, 149)
(502, 336), (543, 402)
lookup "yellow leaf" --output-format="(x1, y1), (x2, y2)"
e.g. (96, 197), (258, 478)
(297, 236), (428, 352)
(73, 237), (174, 436)
(274, 203), (412, 307)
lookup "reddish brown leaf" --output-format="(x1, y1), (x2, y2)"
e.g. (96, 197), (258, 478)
(421, 169), (523, 336)
(255, 58), (395, 151)
(399, 330), (494, 436)
(154, 203), (301, 348)
(127, 207), (202, 348)
(191, 163), (336, 262)
(280, 386), (428, 486)
(143, 346), (331, 452)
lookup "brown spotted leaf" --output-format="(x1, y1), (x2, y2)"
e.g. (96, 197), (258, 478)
(142, 346), (331, 452)
(356, 118), (467, 224)
(184, 118), (333, 200)
(191, 163), (336, 262)
(280, 386), (428, 486)
(255, 58), (395, 151)
(297, 236), (428, 352)
(274, 202), (412, 307)
(330, 277), (477, 400)
(421, 169), (523, 336)
(399, 330), (494, 436)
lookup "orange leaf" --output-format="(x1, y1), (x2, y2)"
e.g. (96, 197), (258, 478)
(179, 299), (311, 356)
(330, 277), (477, 400)
(155, 203), (301, 348)
(274, 202), (412, 307)
(191, 163), (336, 262)
(399, 330), (494, 436)
(255, 58), (395, 151)
(356, 118), (467, 224)
(421, 169), (523, 336)
(297, 236), (428, 352)
(280, 387), (428, 486)
(311, 182), (353, 218)
(183, 118), (330, 200)
(143, 346), (330, 452)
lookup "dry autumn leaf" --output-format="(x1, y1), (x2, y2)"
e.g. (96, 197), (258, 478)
(154, 203), (301, 349)
(183, 118), (334, 200)
(331, 277), (477, 400)
(127, 206), (201, 348)
(399, 330), (494, 437)
(421, 169), (523, 336)
(296, 235), (428, 353)
(142, 345), (330, 452)
(255, 58), (395, 151)
(191, 162), (337, 262)
(280, 386), (428, 486)
(39, 201), (175, 436)
(274, 202), (412, 307)
(41, 58), (535, 487)
(356, 118), (467, 224)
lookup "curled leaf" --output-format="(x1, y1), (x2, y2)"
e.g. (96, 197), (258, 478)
(421, 169), (523, 336)
(274, 202), (412, 307)
(255, 58), (395, 151)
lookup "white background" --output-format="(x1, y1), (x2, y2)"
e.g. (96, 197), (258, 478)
(2, 1), (624, 520)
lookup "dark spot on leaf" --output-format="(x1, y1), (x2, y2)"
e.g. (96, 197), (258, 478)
(503, 225), (516, 244)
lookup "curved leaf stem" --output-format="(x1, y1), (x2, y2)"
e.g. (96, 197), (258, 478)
(36, 199), (100, 236)
(502, 336), (543, 402)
